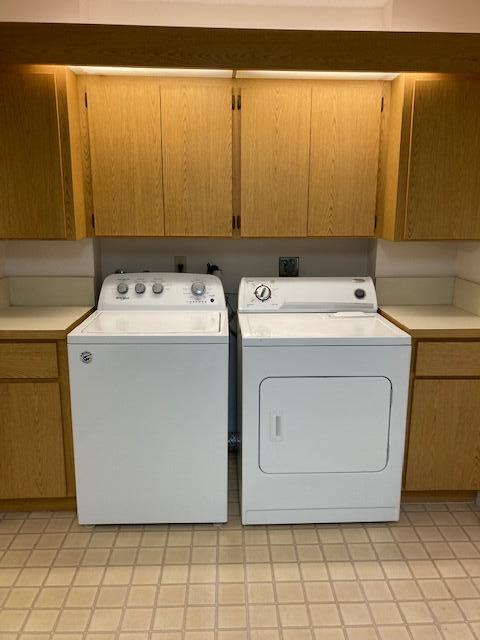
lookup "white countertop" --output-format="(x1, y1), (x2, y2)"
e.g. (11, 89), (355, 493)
(0, 306), (94, 338)
(380, 304), (480, 337)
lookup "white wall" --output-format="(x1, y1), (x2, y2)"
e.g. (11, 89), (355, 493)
(2, 239), (95, 277)
(456, 243), (480, 283)
(390, 0), (480, 32)
(375, 240), (480, 285)
(99, 238), (371, 294)
(2, 238), (478, 290)
(0, 0), (387, 30)
(374, 240), (459, 277)
(2, 0), (480, 32)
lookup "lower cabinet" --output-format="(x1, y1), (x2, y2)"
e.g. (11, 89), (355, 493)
(404, 340), (480, 492)
(0, 382), (66, 499)
(405, 379), (480, 490)
(0, 340), (76, 506)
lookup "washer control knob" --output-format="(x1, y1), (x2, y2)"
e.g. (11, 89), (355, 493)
(117, 282), (129, 295)
(354, 288), (366, 299)
(152, 283), (164, 295)
(135, 283), (146, 294)
(191, 281), (206, 297)
(255, 285), (272, 302)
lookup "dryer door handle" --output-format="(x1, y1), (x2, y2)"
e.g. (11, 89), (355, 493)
(270, 412), (283, 442)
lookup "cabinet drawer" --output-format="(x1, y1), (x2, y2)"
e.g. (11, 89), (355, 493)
(416, 341), (480, 377)
(0, 343), (58, 378)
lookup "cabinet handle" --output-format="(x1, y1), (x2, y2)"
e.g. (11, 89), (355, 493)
(236, 215), (241, 229)
(232, 215), (236, 230)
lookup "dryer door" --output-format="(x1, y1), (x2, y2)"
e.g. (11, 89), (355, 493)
(259, 377), (391, 474)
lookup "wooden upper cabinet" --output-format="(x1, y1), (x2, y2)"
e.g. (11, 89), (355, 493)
(308, 82), (383, 237)
(380, 75), (480, 240)
(240, 83), (311, 237)
(161, 82), (232, 236)
(86, 77), (164, 236)
(0, 66), (85, 239)
(406, 78), (480, 239)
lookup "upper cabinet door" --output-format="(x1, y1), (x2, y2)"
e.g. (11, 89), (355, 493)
(86, 77), (164, 236)
(405, 78), (480, 240)
(161, 82), (232, 237)
(0, 67), (85, 239)
(308, 82), (383, 237)
(240, 84), (311, 237)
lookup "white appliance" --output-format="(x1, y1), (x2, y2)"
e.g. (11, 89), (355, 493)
(237, 277), (411, 525)
(68, 272), (228, 525)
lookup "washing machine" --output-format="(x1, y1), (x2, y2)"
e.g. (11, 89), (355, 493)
(237, 276), (411, 525)
(68, 272), (228, 524)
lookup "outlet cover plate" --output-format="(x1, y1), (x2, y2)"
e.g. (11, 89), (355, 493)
(279, 256), (299, 277)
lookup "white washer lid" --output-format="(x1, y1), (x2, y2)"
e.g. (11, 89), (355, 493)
(239, 312), (411, 346)
(68, 310), (229, 344)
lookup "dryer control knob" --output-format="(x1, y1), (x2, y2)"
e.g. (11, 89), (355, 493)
(255, 285), (272, 301)
(135, 283), (146, 294)
(152, 283), (164, 295)
(117, 282), (129, 295)
(191, 281), (206, 296)
(354, 288), (366, 299)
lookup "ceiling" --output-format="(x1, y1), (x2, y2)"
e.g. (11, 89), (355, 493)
(0, 0), (479, 32)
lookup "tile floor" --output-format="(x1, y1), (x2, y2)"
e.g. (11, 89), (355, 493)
(1, 458), (480, 639)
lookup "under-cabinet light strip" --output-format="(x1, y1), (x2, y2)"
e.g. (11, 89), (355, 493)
(69, 66), (398, 80)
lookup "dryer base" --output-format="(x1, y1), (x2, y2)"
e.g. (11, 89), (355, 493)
(243, 506), (400, 525)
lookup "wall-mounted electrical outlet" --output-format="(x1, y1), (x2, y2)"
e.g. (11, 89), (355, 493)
(174, 256), (187, 273)
(279, 256), (299, 277)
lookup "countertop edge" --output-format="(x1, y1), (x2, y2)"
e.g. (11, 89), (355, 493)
(379, 309), (480, 339)
(0, 307), (95, 340)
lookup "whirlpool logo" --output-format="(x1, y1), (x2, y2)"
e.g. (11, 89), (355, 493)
(80, 351), (93, 364)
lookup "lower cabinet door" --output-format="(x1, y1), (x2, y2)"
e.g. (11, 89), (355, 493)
(405, 379), (480, 490)
(0, 382), (67, 499)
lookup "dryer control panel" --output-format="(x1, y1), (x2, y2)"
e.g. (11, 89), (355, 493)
(238, 277), (378, 313)
(98, 273), (226, 311)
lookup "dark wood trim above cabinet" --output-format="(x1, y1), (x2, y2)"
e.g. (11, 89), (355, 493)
(1, 23), (480, 73)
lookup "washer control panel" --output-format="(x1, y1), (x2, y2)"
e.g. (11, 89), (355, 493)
(238, 277), (377, 313)
(98, 273), (226, 311)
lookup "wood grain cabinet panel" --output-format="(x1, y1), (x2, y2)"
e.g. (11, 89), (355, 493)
(240, 83), (311, 237)
(0, 67), (85, 239)
(86, 77), (164, 236)
(0, 343), (58, 378)
(162, 82), (232, 236)
(416, 341), (480, 377)
(308, 82), (382, 236)
(0, 382), (66, 499)
(380, 75), (480, 240)
(405, 379), (480, 490)
(405, 78), (480, 240)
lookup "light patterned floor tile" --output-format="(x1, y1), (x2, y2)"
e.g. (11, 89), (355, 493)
(0, 462), (479, 638)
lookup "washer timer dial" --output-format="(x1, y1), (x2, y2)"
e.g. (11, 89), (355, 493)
(117, 282), (129, 295)
(191, 281), (206, 297)
(254, 284), (272, 302)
